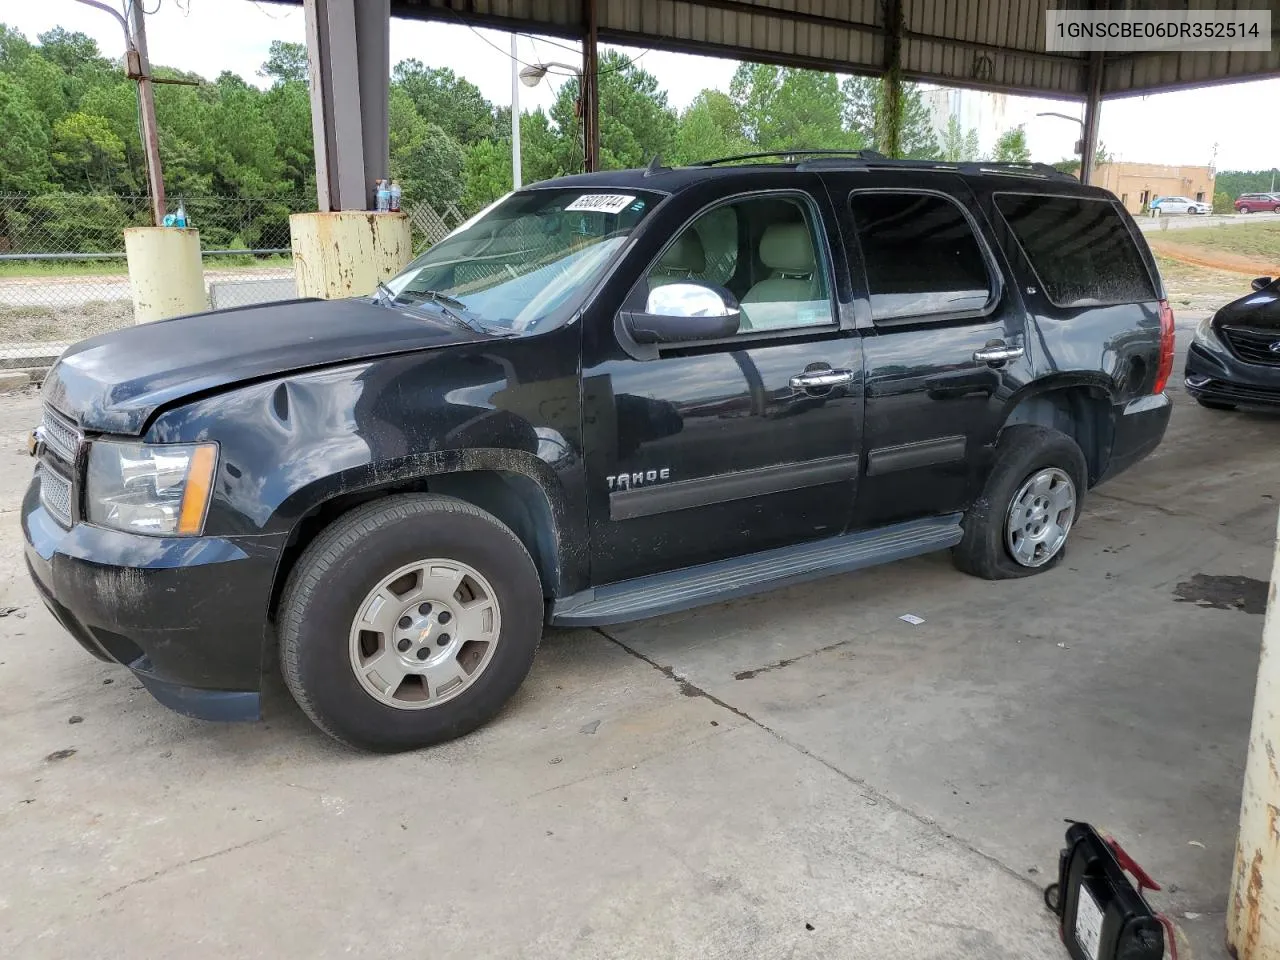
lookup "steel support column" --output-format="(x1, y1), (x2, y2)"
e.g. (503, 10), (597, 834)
(879, 0), (903, 157)
(1079, 53), (1103, 185)
(581, 0), (600, 172)
(1228, 508), (1280, 960)
(303, 0), (390, 211)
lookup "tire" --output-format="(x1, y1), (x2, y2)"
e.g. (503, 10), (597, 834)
(1196, 397), (1237, 411)
(1240, 206), (1251, 214)
(1273, 206), (1280, 214)
(279, 494), (544, 752)
(952, 425), (1088, 580)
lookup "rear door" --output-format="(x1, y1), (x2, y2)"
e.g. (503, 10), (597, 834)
(821, 172), (1029, 527)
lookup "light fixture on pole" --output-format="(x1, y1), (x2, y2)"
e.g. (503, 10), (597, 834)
(1036, 111), (1085, 156)
(518, 61), (590, 172)
(518, 62), (581, 87)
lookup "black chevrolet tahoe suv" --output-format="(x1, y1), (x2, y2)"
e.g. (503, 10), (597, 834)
(23, 153), (1174, 751)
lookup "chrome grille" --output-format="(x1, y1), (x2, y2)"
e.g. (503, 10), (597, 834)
(39, 466), (73, 527)
(40, 406), (82, 465)
(1221, 326), (1280, 367)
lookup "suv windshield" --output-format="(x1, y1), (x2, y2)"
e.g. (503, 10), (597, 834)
(384, 188), (661, 334)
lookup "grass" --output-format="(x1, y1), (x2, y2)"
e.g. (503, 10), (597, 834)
(1150, 220), (1280, 261)
(0, 254), (292, 279)
(1154, 255), (1255, 310)
(0, 259), (128, 278)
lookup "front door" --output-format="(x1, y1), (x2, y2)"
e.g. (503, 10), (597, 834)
(581, 182), (863, 585)
(821, 173), (1029, 528)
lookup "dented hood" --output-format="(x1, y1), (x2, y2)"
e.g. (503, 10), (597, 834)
(43, 297), (488, 435)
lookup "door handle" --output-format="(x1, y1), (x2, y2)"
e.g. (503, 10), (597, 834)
(972, 343), (1025, 364)
(789, 369), (855, 389)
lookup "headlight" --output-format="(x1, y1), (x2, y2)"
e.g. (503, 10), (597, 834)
(86, 440), (218, 536)
(1193, 315), (1219, 346)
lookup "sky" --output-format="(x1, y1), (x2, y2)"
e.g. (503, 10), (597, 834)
(8, 0), (1279, 172)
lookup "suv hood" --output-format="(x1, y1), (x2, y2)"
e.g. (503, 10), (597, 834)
(1214, 280), (1280, 332)
(43, 298), (489, 435)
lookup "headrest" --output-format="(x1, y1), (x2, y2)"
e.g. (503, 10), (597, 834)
(657, 230), (706, 274)
(759, 222), (815, 274)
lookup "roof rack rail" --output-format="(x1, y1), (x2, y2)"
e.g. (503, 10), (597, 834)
(690, 149), (889, 166)
(686, 150), (1079, 182)
(792, 156), (1078, 182)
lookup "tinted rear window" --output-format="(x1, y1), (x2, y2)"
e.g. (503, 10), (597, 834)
(995, 194), (1155, 307)
(849, 192), (992, 320)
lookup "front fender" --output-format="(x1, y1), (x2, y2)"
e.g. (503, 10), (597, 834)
(145, 342), (588, 592)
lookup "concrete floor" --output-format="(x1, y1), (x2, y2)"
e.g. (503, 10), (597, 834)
(0, 315), (1276, 959)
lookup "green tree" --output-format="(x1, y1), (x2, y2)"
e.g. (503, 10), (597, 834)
(392, 121), (465, 209)
(26, 192), (129, 251)
(34, 28), (107, 74)
(392, 61), (495, 146)
(51, 112), (127, 189)
(940, 116), (980, 162)
(550, 51), (676, 170)
(461, 138), (512, 212)
(673, 89), (750, 164)
(0, 73), (53, 191)
(731, 63), (858, 153)
(260, 41), (308, 86)
(0, 23), (34, 66)
(840, 76), (939, 159)
(519, 107), (568, 183)
(992, 126), (1031, 163)
(1217, 170), (1280, 197)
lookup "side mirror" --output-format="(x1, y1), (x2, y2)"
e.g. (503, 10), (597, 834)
(1251, 276), (1274, 292)
(622, 282), (741, 344)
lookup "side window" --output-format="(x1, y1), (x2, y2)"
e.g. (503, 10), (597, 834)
(995, 194), (1155, 307)
(849, 192), (992, 321)
(645, 195), (834, 333)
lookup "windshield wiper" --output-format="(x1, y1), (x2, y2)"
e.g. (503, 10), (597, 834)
(394, 288), (510, 337)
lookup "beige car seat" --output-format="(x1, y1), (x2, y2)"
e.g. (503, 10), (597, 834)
(739, 222), (820, 330)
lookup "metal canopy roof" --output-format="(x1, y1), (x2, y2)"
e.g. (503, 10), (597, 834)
(398, 0), (1280, 99)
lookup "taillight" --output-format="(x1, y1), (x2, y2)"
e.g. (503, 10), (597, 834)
(1152, 299), (1175, 394)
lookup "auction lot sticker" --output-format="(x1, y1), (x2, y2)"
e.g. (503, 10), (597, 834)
(566, 194), (637, 214)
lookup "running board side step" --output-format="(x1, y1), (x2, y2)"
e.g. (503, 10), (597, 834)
(550, 514), (963, 627)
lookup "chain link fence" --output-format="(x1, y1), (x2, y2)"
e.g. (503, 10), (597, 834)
(0, 193), (467, 351)
(0, 193), (313, 346)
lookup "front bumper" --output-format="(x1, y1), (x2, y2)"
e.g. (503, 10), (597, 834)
(1185, 341), (1280, 408)
(21, 477), (286, 721)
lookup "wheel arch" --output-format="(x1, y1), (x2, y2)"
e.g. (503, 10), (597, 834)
(266, 448), (583, 622)
(998, 378), (1118, 486)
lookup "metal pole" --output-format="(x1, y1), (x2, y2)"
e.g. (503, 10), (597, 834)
(581, 0), (600, 172)
(1079, 53), (1103, 185)
(127, 2), (166, 225)
(880, 0), (904, 157)
(511, 33), (522, 188)
(1227, 508), (1280, 960)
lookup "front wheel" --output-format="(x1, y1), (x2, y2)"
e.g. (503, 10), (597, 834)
(953, 426), (1087, 580)
(279, 494), (544, 751)
(1240, 206), (1251, 214)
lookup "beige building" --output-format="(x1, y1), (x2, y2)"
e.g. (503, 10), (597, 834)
(1093, 162), (1217, 214)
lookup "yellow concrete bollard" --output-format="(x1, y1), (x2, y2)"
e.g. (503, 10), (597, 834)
(289, 211), (413, 300)
(124, 227), (206, 323)
(1228, 507), (1280, 959)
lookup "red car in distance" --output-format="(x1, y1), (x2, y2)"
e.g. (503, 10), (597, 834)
(1235, 193), (1280, 213)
